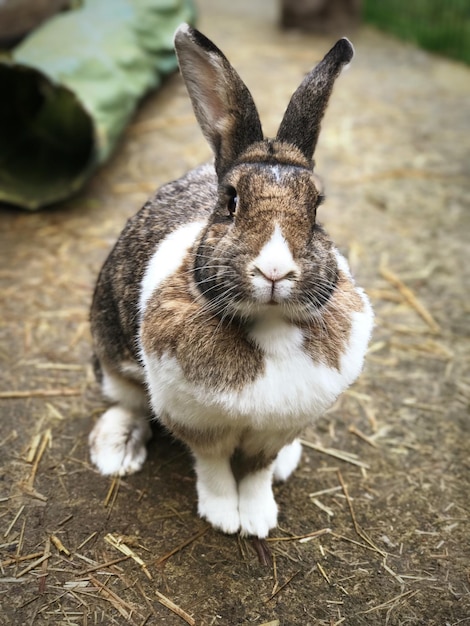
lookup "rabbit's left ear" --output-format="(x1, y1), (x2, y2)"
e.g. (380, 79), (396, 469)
(276, 38), (354, 165)
(174, 24), (263, 177)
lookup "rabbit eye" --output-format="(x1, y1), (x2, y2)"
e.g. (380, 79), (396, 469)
(226, 186), (238, 217)
(315, 193), (325, 209)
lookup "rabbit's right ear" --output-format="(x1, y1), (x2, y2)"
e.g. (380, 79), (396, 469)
(174, 25), (263, 178)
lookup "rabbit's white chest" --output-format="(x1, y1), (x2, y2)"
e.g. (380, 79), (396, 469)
(248, 314), (304, 356)
(142, 315), (345, 432)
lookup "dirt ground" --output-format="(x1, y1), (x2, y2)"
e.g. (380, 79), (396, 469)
(1, 1), (469, 624)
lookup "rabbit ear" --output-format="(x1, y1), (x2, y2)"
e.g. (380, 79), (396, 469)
(174, 24), (263, 177)
(276, 38), (354, 164)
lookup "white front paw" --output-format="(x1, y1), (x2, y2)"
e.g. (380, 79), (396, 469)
(239, 470), (278, 538)
(273, 439), (302, 482)
(197, 491), (240, 534)
(194, 455), (240, 534)
(239, 489), (278, 538)
(89, 406), (151, 476)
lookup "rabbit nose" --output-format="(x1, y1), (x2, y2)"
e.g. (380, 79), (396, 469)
(253, 265), (296, 283)
(251, 225), (300, 286)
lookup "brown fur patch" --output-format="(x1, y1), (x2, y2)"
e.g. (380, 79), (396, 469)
(230, 448), (276, 481)
(302, 270), (365, 370)
(236, 140), (312, 169)
(141, 254), (265, 391)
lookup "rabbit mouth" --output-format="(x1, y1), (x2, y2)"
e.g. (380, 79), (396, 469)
(254, 280), (293, 304)
(228, 293), (312, 322)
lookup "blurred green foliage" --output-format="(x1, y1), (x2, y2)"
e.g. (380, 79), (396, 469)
(363, 0), (470, 65)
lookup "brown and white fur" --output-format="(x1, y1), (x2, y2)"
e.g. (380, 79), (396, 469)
(89, 25), (374, 538)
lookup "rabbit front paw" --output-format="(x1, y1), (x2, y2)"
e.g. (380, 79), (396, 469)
(197, 492), (240, 534)
(238, 469), (278, 538)
(89, 406), (151, 476)
(194, 455), (240, 534)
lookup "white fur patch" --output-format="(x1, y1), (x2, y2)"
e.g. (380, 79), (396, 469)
(101, 367), (148, 413)
(274, 439), (302, 482)
(248, 313), (304, 356)
(139, 221), (205, 311)
(270, 164), (282, 184)
(238, 465), (277, 537)
(333, 248), (374, 383)
(249, 224), (299, 302)
(339, 296), (374, 383)
(194, 454), (240, 534)
(89, 406), (152, 476)
(119, 360), (146, 383)
(334, 249), (353, 278)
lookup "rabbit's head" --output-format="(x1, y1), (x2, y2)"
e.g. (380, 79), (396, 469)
(174, 25), (354, 322)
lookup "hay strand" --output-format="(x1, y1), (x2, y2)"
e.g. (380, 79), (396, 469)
(76, 555), (130, 576)
(1, 552), (43, 568)
(104, 533), (152, 580)
(4, 505), (25, 538)
(90, 575), (136, 620)
(50, 535), (71, 556)
(316, 562), (331, 584)
(348, 425), (379, 448)
(155, 590), (196, 626)
(337, 471), (387, 557)
(379, 264), (440, 333)
(301, 440), (370, 469)
(155, 526), (209, 566)
(16, 552), (51, 578)
(27, 430), (51, 488)
(0, 388), (82, 399)
(267, 528), (331, 544)
(265, 570), (301, 602)
(358, 589), (418, 615)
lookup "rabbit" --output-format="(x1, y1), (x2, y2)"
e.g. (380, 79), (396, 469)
(88, 24), (374, 538)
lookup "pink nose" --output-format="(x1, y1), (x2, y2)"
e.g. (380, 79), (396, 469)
(253, 266), (295, 283)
